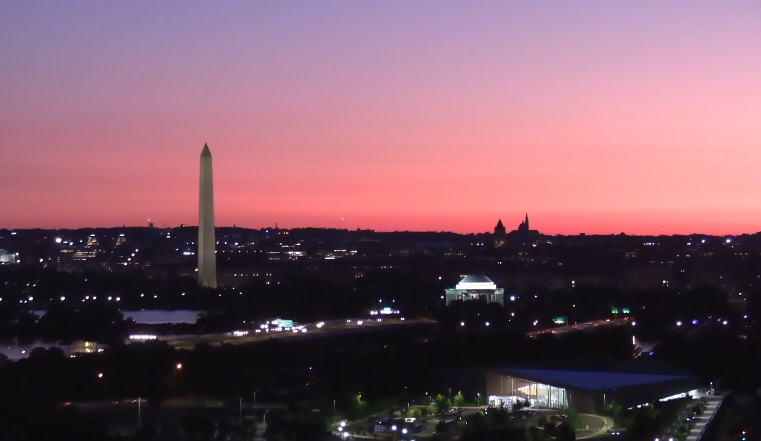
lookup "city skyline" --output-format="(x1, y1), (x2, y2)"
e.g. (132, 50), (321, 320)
(2, 1), (760, 235)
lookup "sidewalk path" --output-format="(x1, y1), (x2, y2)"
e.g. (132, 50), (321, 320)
(685, 396), (723, 441)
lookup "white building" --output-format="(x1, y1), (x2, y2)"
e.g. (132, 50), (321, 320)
(0, 249), (18, 264)
(445, 275), (504, 306)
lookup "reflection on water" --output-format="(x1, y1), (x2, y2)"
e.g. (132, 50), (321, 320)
(121, 310), (201, 324)
(32, 309), (202, 324)
(2, 310), (202, 361)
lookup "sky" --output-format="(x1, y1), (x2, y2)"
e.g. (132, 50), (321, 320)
(1, 1), (760, 235)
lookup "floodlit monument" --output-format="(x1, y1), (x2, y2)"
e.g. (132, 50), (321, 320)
(445, 275), (504, 306)
(198, 144), (217, 288)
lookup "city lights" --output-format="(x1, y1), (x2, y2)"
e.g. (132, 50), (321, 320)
(129, 334), (158, 341)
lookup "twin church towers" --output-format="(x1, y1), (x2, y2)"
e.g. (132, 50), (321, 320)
(198, 144), (217, 288)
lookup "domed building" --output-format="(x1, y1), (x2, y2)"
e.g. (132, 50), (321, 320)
(445, 275), (505, 306)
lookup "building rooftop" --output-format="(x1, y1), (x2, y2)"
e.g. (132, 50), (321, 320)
(460, 275), (493, 284)
(496, 367), (690, 391)
(455, 274), (497, 290)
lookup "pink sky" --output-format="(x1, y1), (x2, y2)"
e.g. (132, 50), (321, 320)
(1, 1), (760, 235)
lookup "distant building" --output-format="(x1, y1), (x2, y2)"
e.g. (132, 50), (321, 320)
(434, 364), (702, 413)
(445, 275), (504, 306)
(517, 213), (530, 233)
(487, 367), (701, 413)
(0, 249), (18, 264)
(85, 234), (99, 249)
(494, 214), (541, 245)
(494, 220), (506, 248)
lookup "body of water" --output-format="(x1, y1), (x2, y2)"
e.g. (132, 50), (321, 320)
(32, 309), (202, 324)
(121, 310), (201, 324)
(0, 310), (204, 361)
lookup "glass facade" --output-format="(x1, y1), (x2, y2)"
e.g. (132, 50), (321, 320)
(488, 375), (568, 409)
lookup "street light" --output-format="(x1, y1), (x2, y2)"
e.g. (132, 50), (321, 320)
(477, 393), (481, 406)
(176, 363), (182, 370)
(98, 372), (104, 378)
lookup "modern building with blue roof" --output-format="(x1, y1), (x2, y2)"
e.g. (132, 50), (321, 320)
(486, 366), (701, 413)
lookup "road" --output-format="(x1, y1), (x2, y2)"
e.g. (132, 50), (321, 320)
(141, 317), (436, 350)
(129, 316), (622, 350)
(527, 318), (629, 338)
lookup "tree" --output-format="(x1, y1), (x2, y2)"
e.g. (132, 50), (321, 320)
(435, 394), (451, 412)
(563, 407), (582, 430)
(435, 421), (449, 433)
(528, 426), (542, 441)
(545, 422), (557, 439)
(409, 408), (423, 419)
(428, 403), (440, 415)
(485, 408), (509, 426)
(557, 422), (576, 441)
(604, 402), (625, 424)
(454, 391), (466, 407)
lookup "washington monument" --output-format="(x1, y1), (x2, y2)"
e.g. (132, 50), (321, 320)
(198, 144), (217, 288)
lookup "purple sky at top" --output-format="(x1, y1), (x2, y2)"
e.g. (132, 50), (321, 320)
(1, 1), (760, 234)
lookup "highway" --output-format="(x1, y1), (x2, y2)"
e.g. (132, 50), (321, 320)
(139, 317), (437, 350)
(526, 317), (628, 338)
(129, 316), (626, 349)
